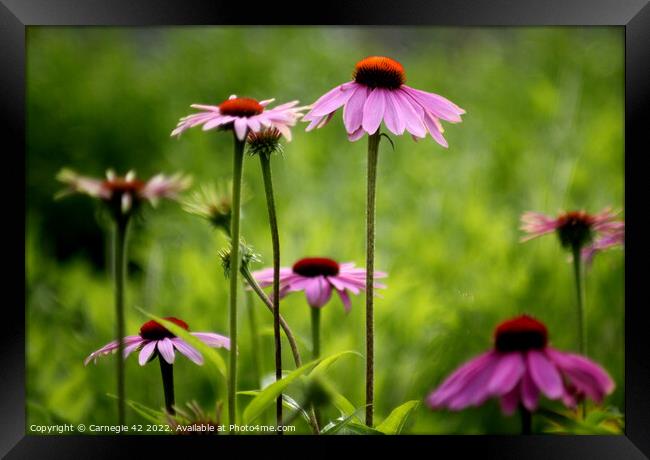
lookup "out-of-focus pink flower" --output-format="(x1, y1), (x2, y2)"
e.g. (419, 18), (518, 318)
(171, 95), (306, 141)
(426, 315), (614, 415)
(84, 317), (230, 366)
(303, 56), (465, 146)
(251, 257), (387, 312)
(520, 208), (624, 261)
(57, 169), (191, 214)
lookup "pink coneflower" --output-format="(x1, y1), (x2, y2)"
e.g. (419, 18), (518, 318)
(57, 169), (191, 215)
(84, 317), (230, 367)
(426, 315), (614, 421)
(171, 95), (306, 141)
(303, 56), (465, 146)
(252, 257), (387, 312)
(304, 56), (464, 426)
(520, 208), (624, 256)
(86, 317), (229, 415)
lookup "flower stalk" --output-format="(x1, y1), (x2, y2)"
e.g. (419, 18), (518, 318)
(159, 357), (176, 415)
(228, 133), (246, 427)
(113, 214), (130, 425)
(520, 406), (532, 435)
(258, 153), (283, 431)
(365, 131), (381, 427)
(311, 308), (321, 360)
(245, 290), (262, 386)
(571, 243), (586, 356)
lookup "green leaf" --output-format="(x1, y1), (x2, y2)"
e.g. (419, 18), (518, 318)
(238, 390), (311, 424)
(308, 350), (361, 380)
(318, 378), (357, 417)
(137, 308), (228, 378)
(242, 350), (357, 424)
(341, 421), (385, 435)
(321, 413), (358, 435)
(107, 394), (166, 424)
(376, 400), (420, 435)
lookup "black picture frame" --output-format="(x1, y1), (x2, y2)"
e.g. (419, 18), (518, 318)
(2, 0), (649, 457)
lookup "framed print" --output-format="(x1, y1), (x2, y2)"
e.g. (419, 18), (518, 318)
(2, 0), (649, 457)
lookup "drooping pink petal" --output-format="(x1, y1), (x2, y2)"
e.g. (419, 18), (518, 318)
(233, 118), (248, 140)
(521, 369), (540, 411)
(546, 348), (614, 402)
(447, 353), (502, 409)
(307, 82), (357, 117)
(157, 338), (176, 364)
(304, 277), (331, 308)
(361, 88), (387, 135)
(84, 335), (143, 365)
(172, 338), (204, 365)
(423, 111), (449, 148)
(336, 288), (352, 312)
(192, 332), (231, 350)
(520, 211), (560, 241)
(401, 85), (465, 122)
(527, 350), (563, 400)
(138, 341), (157, 366)
(343, 85), (369, 134)
(383, 90), (406, 135)
(393, 90), (427, 138)
(426, 351), (498, 409)
(348, 126), (365, 142)
(487, 352), (525, 395)
(500, 383), (521, 415)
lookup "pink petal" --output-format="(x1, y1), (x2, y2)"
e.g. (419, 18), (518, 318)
(427, 351), (498, 409)
(394, 90), (427, 138)
(307, 82), (356, 117)
(361, 88), (386, 135)
(546, 348), (614, 402)
(234, 118), (248, 140)
(172, 338), (204, 365)
(138, 341), (157, 366)
(487, 352), (525, 395)
(304, 277), (331, 308)
(527, 350), (563, 400)
(500, 383), (521, 415)
(192, 332), (231, 350)
(521, 369), (540, 411)
(383, 91), (406, 135)
(347, 127), (365, 142)
(157, 338), (176, 364)
(337, 289), (352, 313)
(343, 85), (369, 133)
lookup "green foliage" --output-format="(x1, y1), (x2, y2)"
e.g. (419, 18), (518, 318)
(26, 27), (624, 434)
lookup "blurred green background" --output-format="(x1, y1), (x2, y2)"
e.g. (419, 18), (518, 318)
(26, 26), (624, 434)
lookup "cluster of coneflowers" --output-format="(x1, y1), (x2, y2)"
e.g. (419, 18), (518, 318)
(56, 55), (623, 435)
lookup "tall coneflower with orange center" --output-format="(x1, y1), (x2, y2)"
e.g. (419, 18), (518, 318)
(57, 169), (190, 424)
(173, 96), (306, 428)
(304, 56), (465, 426)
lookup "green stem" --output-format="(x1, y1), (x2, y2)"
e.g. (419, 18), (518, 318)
(242, 269), (302, 368)
(245, 289), (262, 387)
(311, 307), (321, 360)
(259, 154), (283, 431)
(365, 131), (380, 427)
(113, 216), (129, 426)
(571, 243), (587, 418)
(310, 307), (321, 427)
(520, 406), (532, 435)
(159, 357), (175, 415)
(571, 243), (586, 356)
(241, 268), (321, 434)
(228, 133), (245, 428)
